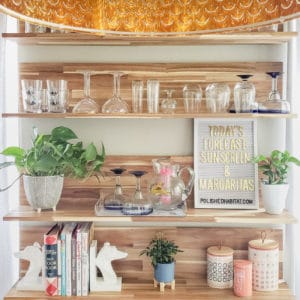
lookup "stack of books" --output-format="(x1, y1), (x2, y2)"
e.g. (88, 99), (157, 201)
(44, 222), (93, 296)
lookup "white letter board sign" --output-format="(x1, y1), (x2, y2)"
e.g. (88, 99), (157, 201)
(194, 118), (258, 209)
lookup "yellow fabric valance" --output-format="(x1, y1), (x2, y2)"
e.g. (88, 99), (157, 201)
(1, 0), (300, 35)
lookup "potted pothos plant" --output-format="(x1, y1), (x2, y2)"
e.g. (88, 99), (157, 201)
(140, 232), (183, 284)
(253, 149), (300, 214)
(0, 126), (105, 212)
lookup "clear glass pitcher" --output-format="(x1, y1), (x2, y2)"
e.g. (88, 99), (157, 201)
(149, 158), (195, 210)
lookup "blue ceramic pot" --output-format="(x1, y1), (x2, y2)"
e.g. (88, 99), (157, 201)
(154, 262), (175, 283)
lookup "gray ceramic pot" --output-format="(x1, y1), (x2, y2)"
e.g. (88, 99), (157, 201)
(154, 262), (175, 283)
(23, 175), (64, 212)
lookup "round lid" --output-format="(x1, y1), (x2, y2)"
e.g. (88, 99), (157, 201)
(248, 239), (278, 250)
(207, 246), (234, 256)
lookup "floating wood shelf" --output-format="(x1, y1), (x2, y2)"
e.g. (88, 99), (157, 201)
(2, 112), (297, 119)
(3, 206), (297, 225)
(2, 32), (298, 46)
(4, 279), (294, 300)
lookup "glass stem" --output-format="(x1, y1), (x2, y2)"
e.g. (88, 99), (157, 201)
(83, 72), (91, 98)
(135, 176), (143, 200)
(115, 175), (122, 195)
(272, 76), (278, 93)
(113, 73), (121, 98)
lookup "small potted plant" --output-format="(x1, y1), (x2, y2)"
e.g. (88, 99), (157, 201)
(140, 232), (183, 284)
(253, 149), (300, 214)
(0, 126), (105, 211)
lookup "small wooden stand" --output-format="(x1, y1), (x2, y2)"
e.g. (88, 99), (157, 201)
(154, 278), (175, 292)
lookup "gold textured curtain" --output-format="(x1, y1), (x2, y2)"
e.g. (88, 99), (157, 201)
(1, 0), (300, 34)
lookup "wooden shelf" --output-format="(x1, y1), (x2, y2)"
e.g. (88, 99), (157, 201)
(4, 279), (294, 300)
(3, 206), (297, 225)
(2, 32), (298, 46)
(2, 112), (297, 119)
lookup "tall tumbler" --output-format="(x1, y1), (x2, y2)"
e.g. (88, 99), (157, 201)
(132, 80), (144, 113)
(147, 80), (160, 113)
(21, 79), (43, 113)
(47, 80), (68, 113)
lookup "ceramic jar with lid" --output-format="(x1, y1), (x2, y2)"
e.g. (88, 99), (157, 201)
(248, 237), (279, 291)
(207, 245), (234, 289)
(233, 259), (252, 297)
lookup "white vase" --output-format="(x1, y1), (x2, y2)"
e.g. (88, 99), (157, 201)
(23, 175), (64, 212)
(261, 183), (289, 214)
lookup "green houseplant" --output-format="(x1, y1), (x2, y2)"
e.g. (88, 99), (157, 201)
(253, 149), (300, 214)
(140, 232), (183, 284)
(0, 126), (105, 211)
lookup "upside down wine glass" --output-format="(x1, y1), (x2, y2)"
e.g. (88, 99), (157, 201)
(102, 72), (129, 113)
(258, 72), (290, 114)
(122, 171), (153, 215)
(103, 168), (128, 210)
(72, 71), (100, 113)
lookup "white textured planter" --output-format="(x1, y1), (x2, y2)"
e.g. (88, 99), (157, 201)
(261, 183), (289, 214)
(23, 175), (64, 212)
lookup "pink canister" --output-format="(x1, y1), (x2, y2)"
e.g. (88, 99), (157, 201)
(234, 259), (252, 297)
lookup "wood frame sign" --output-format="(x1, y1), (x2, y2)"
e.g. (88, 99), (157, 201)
(194, 118), (258, 209)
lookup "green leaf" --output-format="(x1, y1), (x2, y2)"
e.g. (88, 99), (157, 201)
(85, 143), (97, 161)
(0, 161), (16, 169)
(1, 147), (25, 159)
(33, 155), (59, 173)
(51, 126), (77, 141)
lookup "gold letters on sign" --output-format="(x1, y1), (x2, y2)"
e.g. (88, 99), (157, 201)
(194, 119), (258, 209)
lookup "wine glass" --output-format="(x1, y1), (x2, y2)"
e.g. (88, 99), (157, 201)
(102, 72), (129, 113)
(103, 168), (128, 210)
(258, 72), (290, 114)
(122, 171), (153, 215)
(72, 71), (100, 114)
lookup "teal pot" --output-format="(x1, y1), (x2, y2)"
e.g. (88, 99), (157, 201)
(23, 175), (64, 212)
(154, 262), (175, 283)
(261, 182), (289, 214)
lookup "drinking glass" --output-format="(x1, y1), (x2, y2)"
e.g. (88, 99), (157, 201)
(21, 79), (43, 113)
(72, 71), (100, 114)
(183, 84), (202, 113)
(147, 80), (160, 113)
(233, 75), (257, 113)
(46, 79), (68, 113)
(132, 80), (144, 113)
(122, 171), (153, 216)
(41, 89), (48, 112)
(102, 72), (129, 113)
(205, 83), (230, 113)
(258, 72), (290, 114)
(103, 168), (128, 210)
(161, 89), (177, 114)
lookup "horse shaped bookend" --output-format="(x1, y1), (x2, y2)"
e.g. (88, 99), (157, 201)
(90, 240), (128, 291)
(14, 242), (44, 291)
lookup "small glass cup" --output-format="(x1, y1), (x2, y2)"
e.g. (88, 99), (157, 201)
(205, 83), (230, 113)
(21, 79), (43, 113)
(147, 80), (160, 113)
(47, 79), (68, 113)
(183, 84), (202, 113)
(132, 80), (144, 113)
(40, 89), (48, 112)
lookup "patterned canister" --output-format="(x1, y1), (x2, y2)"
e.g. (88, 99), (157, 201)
(234, 259), (252, 297)
(207, 246), (234, 289)
(248, 238), (279, 291)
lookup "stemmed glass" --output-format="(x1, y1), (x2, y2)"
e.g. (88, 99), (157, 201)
(103, 168), (128, 210)
(102, 72), (129, 113)
(122, 171), (153, 215)
(72, 71), (100, 114)
(258, 72), (290, 114)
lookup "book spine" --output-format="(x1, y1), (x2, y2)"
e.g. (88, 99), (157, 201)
(76, 226), (82, 296)
(66, 229), (73, 296)
(57, 239), (62, 296)
(71, 230), (77, 296)
(44, 230), (58, 296)
(60, 234), (66, 296)
(81, 223), (91, 296)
